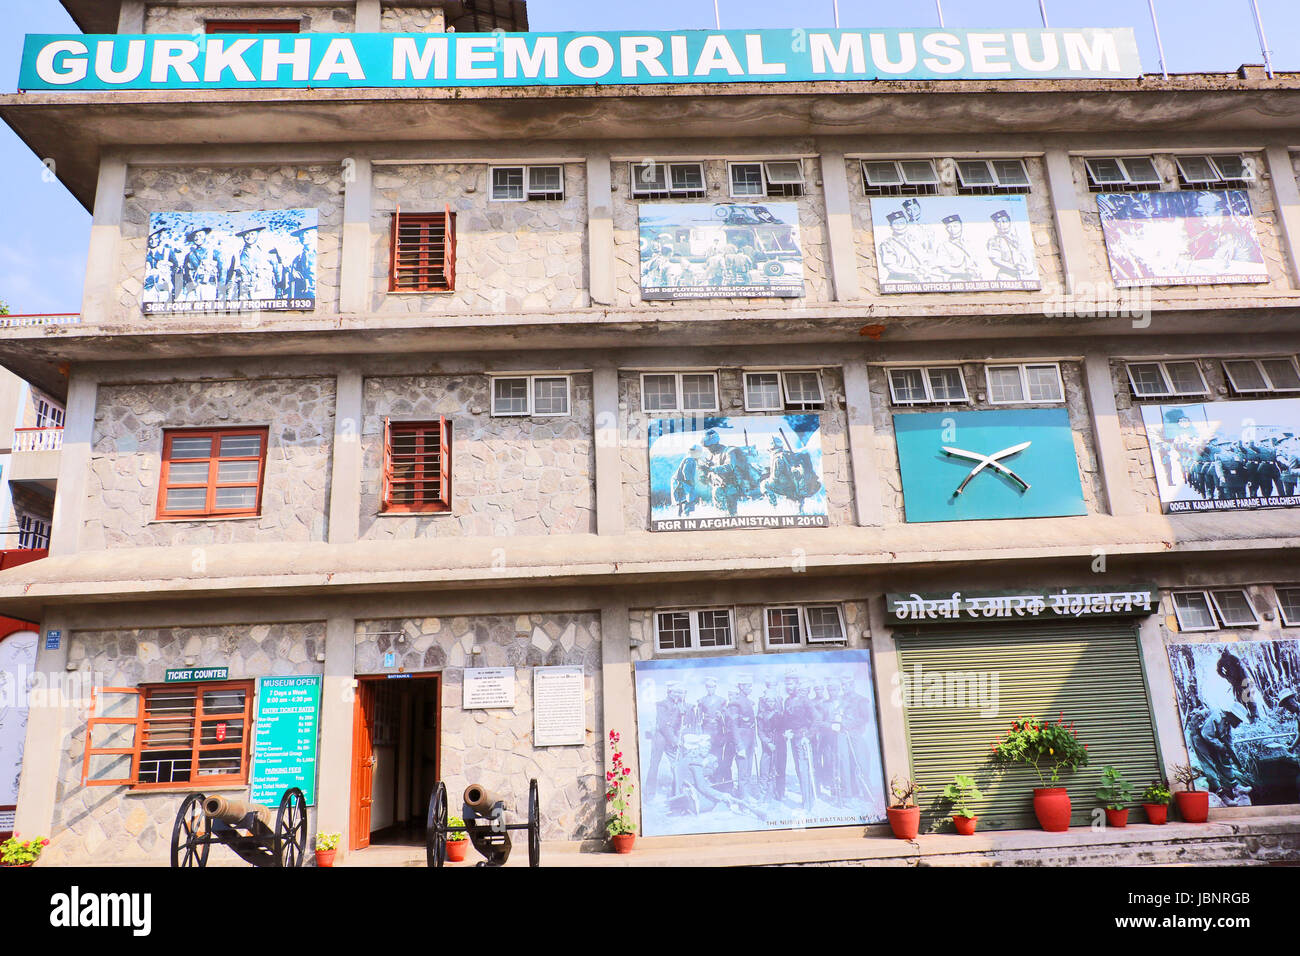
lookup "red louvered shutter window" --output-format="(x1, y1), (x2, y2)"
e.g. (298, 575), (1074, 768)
(389, 211), (455, 292)
(383, 420), (452, 513)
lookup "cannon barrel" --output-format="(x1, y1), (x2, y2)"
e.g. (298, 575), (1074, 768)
(203, 795), (271, 827)
(462, 784), (503, 816)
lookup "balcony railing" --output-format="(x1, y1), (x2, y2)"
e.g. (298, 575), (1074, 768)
(0, 313), (80, 328)
(13, 427), (63, 452)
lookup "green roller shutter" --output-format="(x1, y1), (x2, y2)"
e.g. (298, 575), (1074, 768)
(895, 621), (1162, 831)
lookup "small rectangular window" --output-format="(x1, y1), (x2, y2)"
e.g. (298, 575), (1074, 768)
(1171, 591), (1217, 632)
(1125, 361), (1209, 399)
(985, 364), (1063, 405)
(764, 607), (803, 647)
(532, 377), (570, 416)
(641, 374), (680, 413)
(729, 163), (765, 198)
(655, 611), (693, 651)
(1277, 587), (1300, 627)
(888, 368), (929, 405)
(491, 166), (564, 202)
(862, 161), (903, 187)
(490, 166), (526, 201)
(1209, 589), (1260, 628)
(804, 606), (846, 644)
(955, 158), (1030, 195)
(1223, 357), (1300, 394)
(985, 366), (1027, 404)
(680, 374), (718, 412)
(157, 427), (268, 520)
(862, 160), (940, 196)
(744, 372), (783, 412)
(656, 609), (734, 652)
(1174, 154), (1254, 190)
(1174, 155), (1220, 185)
(631, 162), (707, 198)
(888, 366), (968, 405)
(490, 376), (570, 417)
(642, 373), (718, 413)
(382, 419), (451, 513)
(17, 513), (49, 550)
(782, 371), (825, 409)
(1024, 364), (1064, 403)
(390, 209), (456, 292)
(762, 605), (846, 648)
(1086, 156), (1161, 192)
(1210, 154), (1254, 183)
(730, 161), (804, 198)
(492, 377), (530, 416)
(927, 367), (968, 403)
(955, 160), (997, 187)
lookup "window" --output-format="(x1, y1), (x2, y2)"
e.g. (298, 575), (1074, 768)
(156, 428), (268, 520)
(743, 372), (782, 411)
(1277, 587), (1300, 627)
(984, 364), (1064, 404)
(861, 159), (940, 197)
(1172, 589), (1259, 631)
(382, 419), (451, 513)
(1222, 357), (1300, 394)
(1085, 156), (1162, 192)
(763, 605), (846, 648)
(640, 373), (718, 413)
(490, 165), (565, 201)
(389, 207), (456, 292)
(82, 681), (254, 789)
(630, 162), (707, 199)
(887, 366), (969, 406)
(744, 371), (825, 411)
(1124, 361), (1210, 399)
(729, 161), (805, 198)
(1174, 154), (1255, 190)
(17, 512), (49, 550)
(655, 609), (734, 652)
(491, 376), (571, 417)
(205, 19), (300, 33)
(955, 159), (1031, 195)
(34, 396), (65, 428)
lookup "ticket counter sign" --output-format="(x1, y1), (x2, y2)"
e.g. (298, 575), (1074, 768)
(165, 666), (229, 683)
(250, 676), (321, 806)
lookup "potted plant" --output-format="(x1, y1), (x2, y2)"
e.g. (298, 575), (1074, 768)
(314, 832), (340, 868)
(1171, 763), (1210, 823)
(1141, 779), (1173, 825)
(1095, 766), (1133, 828)
(991, 714), (1089, 832)
(605, 728), (637, 853)
(887, 776), (923, 840)
(446, 815), (470, 862)
(0, 835), (50, 867)
(942, 774), (983, 835)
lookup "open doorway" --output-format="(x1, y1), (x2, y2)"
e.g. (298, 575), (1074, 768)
(350, 674), (440, 851)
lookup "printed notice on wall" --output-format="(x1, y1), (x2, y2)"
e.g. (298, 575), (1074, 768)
(250, 676), (321, 806)
(533, 666), (586, 747)
(463, 667), (516, 709)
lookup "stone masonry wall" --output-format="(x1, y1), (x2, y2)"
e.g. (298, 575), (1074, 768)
(848, 156), (1064, 301)
(46, 623), (324, 866)
(84, 377), (335, 549)
(868, 361), (1104, 522)
(619, 367), (854, 532)
(371, 163), (588, 314)
(610, 157), (833, 309)
(355, 613), (603, 841)
(143, 4), (355, 32)
(381, 5), (446, 31)
(118, 164), (343, 324)
(360, 373), (595, 539)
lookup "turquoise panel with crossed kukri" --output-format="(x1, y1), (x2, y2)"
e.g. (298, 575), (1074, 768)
(893, 407), (1086, 523)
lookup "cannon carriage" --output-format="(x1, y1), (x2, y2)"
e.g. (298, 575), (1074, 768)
(426, 779), (541, 867)
(169, 788), (308, 868)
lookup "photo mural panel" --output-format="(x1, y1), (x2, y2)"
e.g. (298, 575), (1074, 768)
(634, 650), (887, 836)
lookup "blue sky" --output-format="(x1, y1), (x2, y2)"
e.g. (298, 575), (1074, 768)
(2, 0), (1299, 313)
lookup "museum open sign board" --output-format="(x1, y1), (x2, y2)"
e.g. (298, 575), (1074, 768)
(249, 676), (321, 806)
(18, 29), (1141, 92)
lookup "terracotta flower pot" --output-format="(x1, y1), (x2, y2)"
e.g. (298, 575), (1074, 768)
(1104, 807), (1129, 829)
(887, 806), (921, 840)
(446, 839), (469, 862)
(1143, 803), (1169, 825)
(1032, 787), (1072, 832)
(1175, 790), (1210, 823)
(611, 833), (636, 854)
(952, 815), (977, 836)
(314, 849), (337, 868)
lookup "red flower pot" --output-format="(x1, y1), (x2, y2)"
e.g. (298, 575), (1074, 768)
(446, 839), (469, 862)
(1175, 790), (1210, 823)
(1032, 787), (1072, 832)
(1143, 803), (1168, 825)
(611, 833), (636, 854)
(1104, 808), (1129, 829)
(314, 849), (337, 868)
(887, 806), (921, 840)
(952, 815), (977, 836)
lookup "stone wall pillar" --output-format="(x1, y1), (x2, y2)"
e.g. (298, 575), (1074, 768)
(593, 367), (623, 535)
(1043, 147), (1094, 294)
(585, 150), (615, 307)
(13, 614), (70, 849)
(1136, 612), (1187, 781)
(354, 0), (381, 32)
(82, 154), (128, 324)
(818, 147), (862, 301)
(339, 155), (373, 314)
(599, 603), (637, 831)
(48, 372), (98, 558)
(328, 369), (364, 544)
(842, 360), (883, 526)
(118, 0), (145, 32)
(866, 596), (910, 794)
(1264, 145), (1300, 287)
(316, 616), (357, 859)
(1083, 351), (1139, 516)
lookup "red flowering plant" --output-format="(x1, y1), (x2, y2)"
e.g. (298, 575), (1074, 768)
(605, 729), (637, 838)
(991, 714), (1089, 787)
(0, 835), (50, 866)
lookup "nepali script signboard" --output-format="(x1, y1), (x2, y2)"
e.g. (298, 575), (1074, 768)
(250, 676), (321, 806)
(885, 586), (1159, 625)
(20, 30), (1141, 92)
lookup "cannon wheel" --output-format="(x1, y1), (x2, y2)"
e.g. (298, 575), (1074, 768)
(169, 792), (211, 868)
(274, 788), (308, 868)
(426, 782), (448, 868)
(528, 778), (541, 868)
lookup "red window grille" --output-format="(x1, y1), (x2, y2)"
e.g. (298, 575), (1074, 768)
(382, 418), (452, 513)
(389, 205), (457, 292)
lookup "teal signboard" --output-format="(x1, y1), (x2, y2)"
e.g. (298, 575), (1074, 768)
(18, 28), (1140, 92)
(164, 666), (228, 683)
(250, 676), (321, 806)
(893, 407), (1087, 522)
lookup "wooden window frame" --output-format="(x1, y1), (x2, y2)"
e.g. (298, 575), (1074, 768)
(382, 418), (452, 514)
(205, 19), (302, 34)
(389, 206), (457, 293)
(155, 427), (269, 521)
(82, 680), (255, 790)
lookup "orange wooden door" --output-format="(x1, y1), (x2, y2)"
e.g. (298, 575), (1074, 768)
(350, 681), (377, 851)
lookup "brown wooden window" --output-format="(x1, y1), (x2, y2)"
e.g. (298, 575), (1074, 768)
(156, 427), (269, 520)
(382, 418), (452, 513)
(389, 206), (457, 292)
(82, 681), (254, 790)
(205, 20), (301, 34)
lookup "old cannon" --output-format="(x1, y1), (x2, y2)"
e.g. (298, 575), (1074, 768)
(426, 779), (540, 868)
(169, 788), (308, 868)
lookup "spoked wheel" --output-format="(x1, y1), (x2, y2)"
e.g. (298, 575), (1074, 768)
(275, 788), (308, 868)
(528, 778), (541, 868)
(170, 793), (211, 868)
(426, 782), (448, 868)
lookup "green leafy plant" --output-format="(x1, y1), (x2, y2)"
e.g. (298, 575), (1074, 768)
(1171, 763), (1206, 792)
(446, 814), (469, 843)
(605, 728), (637, 838)
(1, 835), (49, 866)
(314, 832), (340, 852)
(991, 714), (1089, 786)
(941, 774), (983, 819)
(1095, 766), (1133, 810)
(1142, 780), (1173, 805)
(889, 776), (923, 809)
